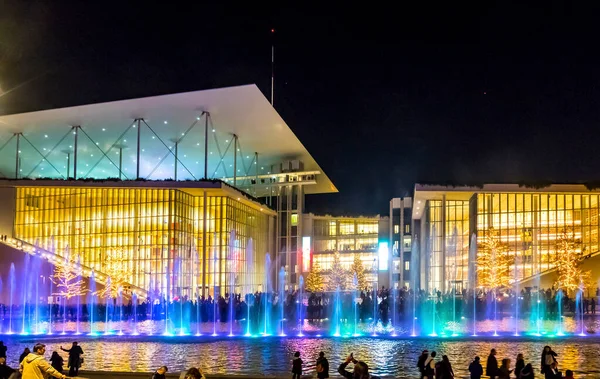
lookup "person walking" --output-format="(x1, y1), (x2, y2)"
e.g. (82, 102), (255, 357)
(50, 352), (64, 374)
(417, 350), (429, 379)
(338, 353), (378, 379)
(60, 342), (83, 377)
(540, 346), (557, 375)
(486, 349), (498, 379)
(152, 366), (168, 379)
(316, 352), (329, 379)
(514, 354), (524, 379)
(468, 357), (483, 379)
(291, 351), (302, 379)
(497, 358), (513, 379)
(20, 343), (68, 379)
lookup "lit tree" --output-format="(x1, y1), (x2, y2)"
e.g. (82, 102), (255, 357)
(96, 248), (129, 299)
(327, 252), (349, 290)
(581, 270), (595, 297)
(554, 229), (586, 296)
(477, 227), (513, 289)
(305, 260), (325, 292)
(349, 254), (368, 291)
(52, 253), (86, 299)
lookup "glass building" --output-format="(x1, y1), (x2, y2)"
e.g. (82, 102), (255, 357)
(4, 182), (275, 298)
(413, 184), (600, 293)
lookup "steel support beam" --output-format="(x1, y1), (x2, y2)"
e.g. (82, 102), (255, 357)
(136, 118), (142, 179)
(174, 141), (178, 180)
(73, 126), (80, 180)
(14, 133), (21, 179)
(204, 112), (209, 179)
(233, 134), (238, 186)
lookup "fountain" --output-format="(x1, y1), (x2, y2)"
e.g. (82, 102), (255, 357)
(244, 238), (254, 336)
(469, 234), (477, 336)
(8, 263), (15, 334)
(278, 267), (285, 336)
(352, 273), (359, 336)
(410, 238), (419, 336)
(88, 271), (96, 335)
(212, 235), (218, 336)
(263, 253), (271, 336)
(297, 275), (304, 336)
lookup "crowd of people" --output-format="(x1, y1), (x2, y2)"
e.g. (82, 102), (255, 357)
(2, 285), (599, 329)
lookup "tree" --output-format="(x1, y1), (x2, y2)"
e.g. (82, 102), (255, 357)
(96, 248), (129, 299)
(477, 227), (513, 289)
(349, 254), (368, 291)
(52, 252), (86, 299)
(327, 252), (349, 290)
(554, 229), (587, 296)
(305, 260), (325, 292)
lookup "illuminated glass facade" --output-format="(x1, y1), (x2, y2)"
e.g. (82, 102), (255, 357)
(306, 215), (384, 283)
(13, 185), (273, 299)
(419, 187), (600, 292)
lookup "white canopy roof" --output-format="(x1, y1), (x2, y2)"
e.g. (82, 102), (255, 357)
(0, 84), (337, 195)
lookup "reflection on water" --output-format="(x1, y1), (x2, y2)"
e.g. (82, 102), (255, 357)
(1, 336), (599, 378)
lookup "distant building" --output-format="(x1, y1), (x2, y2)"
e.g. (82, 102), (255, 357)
(302, 213), (388, 287)
(389, 197), (413, 289)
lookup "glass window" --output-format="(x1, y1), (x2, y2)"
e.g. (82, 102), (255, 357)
(291, 213), (298, 226)
(404, 261), (410, 271)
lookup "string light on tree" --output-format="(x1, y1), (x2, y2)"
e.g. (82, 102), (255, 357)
(327, 251), (349, 291)
(305, 260), (325, 293)
(477, 227), (513, 289)
(349, 254), (367, 291)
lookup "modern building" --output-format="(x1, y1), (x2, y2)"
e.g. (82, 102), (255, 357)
(412, 183), (600, 293)
(0, 84), (337, 299)
(389, 197), (413, 289)
(302, 213), (388, 286)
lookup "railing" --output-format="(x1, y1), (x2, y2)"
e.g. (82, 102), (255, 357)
(0, 237), (148, 298)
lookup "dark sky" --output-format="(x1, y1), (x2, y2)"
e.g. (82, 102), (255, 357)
(1, 2), (600, 215)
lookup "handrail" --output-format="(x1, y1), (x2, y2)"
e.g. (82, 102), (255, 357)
(0, 237), (148, 299)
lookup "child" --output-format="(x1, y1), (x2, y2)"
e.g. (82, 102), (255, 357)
(292, 351), (302, 379)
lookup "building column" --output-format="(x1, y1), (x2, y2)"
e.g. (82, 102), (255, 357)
(233, 134), (238, 186)
(202, 190), (208, 296)
(441, 194), (447, 293)
(136, 118), (142, 179)
(400, 200), (405, 287)
(73, 126), (80, 179)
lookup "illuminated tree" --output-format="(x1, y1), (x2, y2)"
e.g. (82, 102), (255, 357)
(96, 248), (129, 299)
(349, 254), (368, 291)
(327, 252), (349, 291)
(554, 229), (587, 296)
(52, 253), (86, 299)
(305, 260), (325, 292)
(477, 227), (513, 289)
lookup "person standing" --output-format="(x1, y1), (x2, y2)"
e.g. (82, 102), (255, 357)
(468, 356), (483, 379)
(337, 353), (377, 379)
(417, 350), (429, 379)
(540, 346), (557, 375)
(439, 355), (454, 379)
(486, 349), (498, 379)
(60, 342), (83, 377)
(564, 369), (574, 379)
(21, 343), (67, 379)
(423, 351), (437, 379)
(519, 364), (534, 379)
(316, 352), (329, 379)
(19, 348), (31, 365)
(291, 351), (302, 379)
(498, 358), (513, 379)
(50, 352), (64, 374)
(0, 357), (14, 379)
(0, 342), (6, 359)
(152, 366), (168, 379)
(514, 354), (524, 379)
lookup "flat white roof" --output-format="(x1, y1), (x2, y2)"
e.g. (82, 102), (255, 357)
(0, 84), (337, 195)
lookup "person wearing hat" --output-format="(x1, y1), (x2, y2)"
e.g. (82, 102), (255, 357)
(21, 343), (68, 379)
(468, 356), (483, 379)
(416, 350), (428, 379)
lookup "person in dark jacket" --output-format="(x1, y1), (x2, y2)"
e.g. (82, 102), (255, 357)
(544, 361), (561, 379)
(519, 364), (534, 379)
(292, 351), (302, 379)
(19, 348), (31, 365)
(152, 366), (168, 379)
(417, 350), (429, 379)
(50, 352), (64, 374)
(514, 354), (524, 379)
(0, 357), (14, 379)
(0, 342), (7, 359)
(468, 356), (483, 379)
(437, 355), (454, 379)
(316, 352), (329, 379)
(497, 358), (513, 379)
(338, 353), (379, 379)
(60, 342), (83, 377)
(486, 349), (498, 379)
(540, 346), (557, 375)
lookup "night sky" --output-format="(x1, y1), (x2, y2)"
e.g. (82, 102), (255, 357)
(1, 2), (600, 216)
